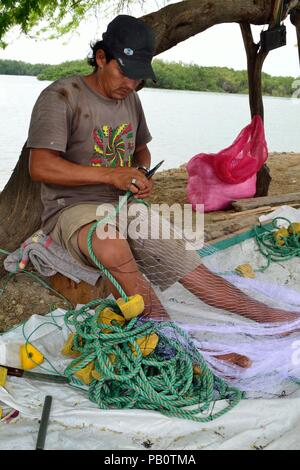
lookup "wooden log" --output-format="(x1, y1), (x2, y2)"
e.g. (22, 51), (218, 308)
(232, 192), (300, 211)
(205, 221), (269, 246)
(211, 206), (273, 222)
(204, 214), (260, 242)
(49, 274), (111, 306)
(211, 203), (300, 222)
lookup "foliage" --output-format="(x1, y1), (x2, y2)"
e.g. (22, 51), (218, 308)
(36, 60), (90, 80)
(0, 0), (142, 48)
(0, 58), (298, 97)
(0, 59), (48, 75)
(152, 60), (298, 98)
(0, 1), (90, 47)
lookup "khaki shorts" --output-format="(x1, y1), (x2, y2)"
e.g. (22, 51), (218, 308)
(50, 202), (201, 291)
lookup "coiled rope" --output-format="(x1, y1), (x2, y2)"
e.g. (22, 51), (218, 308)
(63, 297), (243, 422)
(255, 217), (300, 271)
(61, 189), (243, 421)
(0, 190), (243, 421)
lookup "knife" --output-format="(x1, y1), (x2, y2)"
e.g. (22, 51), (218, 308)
(146, 160), (164, 179)
(0, 364), (69, 384)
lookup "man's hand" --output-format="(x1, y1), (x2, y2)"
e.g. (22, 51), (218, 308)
(135, 175), (154, 199)
(110, 167), (152, 195)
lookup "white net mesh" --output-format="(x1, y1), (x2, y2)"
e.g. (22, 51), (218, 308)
(84, 203), (300, 398)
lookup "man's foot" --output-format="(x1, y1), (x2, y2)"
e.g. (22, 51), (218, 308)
(214, 352), (252, 368)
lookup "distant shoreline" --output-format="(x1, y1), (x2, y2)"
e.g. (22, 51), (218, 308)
(1, 58), (299, 98)
(0, 74), (297, 102)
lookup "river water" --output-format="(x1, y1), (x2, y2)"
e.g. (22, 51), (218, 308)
(0, 74), (299, 189)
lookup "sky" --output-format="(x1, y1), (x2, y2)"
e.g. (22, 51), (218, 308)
(0, 1), (299, 78)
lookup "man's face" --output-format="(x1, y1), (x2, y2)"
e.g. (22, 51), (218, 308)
(96, 51), (142, 100)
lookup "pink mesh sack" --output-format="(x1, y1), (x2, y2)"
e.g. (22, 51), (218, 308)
(187, 115), (268, 212)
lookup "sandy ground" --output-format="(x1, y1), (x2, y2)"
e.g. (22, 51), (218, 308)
(1, 151), (300, 332)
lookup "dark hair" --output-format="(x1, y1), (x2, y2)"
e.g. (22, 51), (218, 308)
(87, 39), (146, 92)
(136, 80), (146, 91)
(87, 40), (114, 70)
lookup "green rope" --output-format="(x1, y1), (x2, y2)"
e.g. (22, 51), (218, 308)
(63, 298), (243, 423)
(87, 192), (130, 301)
(87, 191), (148, 302)
(0, 190), (243, 422)
(213, 218), (300, 277)
(254, 217), (300, 272)
(0, 246), (72, 310)
(63, 189), (242, 421)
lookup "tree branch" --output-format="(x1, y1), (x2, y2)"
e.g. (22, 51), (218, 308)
(240, 22), (257, 61)
(142, 0), (276, 55)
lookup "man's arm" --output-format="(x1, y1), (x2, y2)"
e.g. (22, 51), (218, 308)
(29, 148), (114, 186)
(132, 144), (151, 170)
(29, 148), (151, 194)
(132, 144), (154, 199)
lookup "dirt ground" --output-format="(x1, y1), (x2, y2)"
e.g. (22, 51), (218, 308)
(1, 151), (300, 332)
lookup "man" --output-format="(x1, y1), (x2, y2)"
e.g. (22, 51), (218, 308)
(28, 15), (298, 368)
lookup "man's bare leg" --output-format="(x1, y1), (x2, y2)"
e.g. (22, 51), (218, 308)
(77, 223), (251, 367)
(180, 264), (298, 323)
(77, 223), (167, 320)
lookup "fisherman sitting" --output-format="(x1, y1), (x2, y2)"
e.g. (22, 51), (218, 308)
(27, 15), (298, 369)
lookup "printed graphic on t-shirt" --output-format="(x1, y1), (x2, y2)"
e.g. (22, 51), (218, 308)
(90, 123), (134, 168)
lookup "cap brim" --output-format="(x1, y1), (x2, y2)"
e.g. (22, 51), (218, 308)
(116, 57), (157, 82)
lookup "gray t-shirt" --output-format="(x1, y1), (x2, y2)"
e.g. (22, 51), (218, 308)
(27, 75), (152, 233)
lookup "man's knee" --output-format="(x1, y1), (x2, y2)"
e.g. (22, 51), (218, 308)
(78, 223), (133, 267)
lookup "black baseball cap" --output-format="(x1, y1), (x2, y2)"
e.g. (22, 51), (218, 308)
(102, 15), (157, 82)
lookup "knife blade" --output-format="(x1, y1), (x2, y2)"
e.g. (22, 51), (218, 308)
(146, 160), (164, 179)
(0, 364), (69, 384)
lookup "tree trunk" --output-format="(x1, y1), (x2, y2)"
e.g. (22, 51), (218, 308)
(0, 143), (43, 270)
(50, 273), (110, 305)
(239, 22), (271, 197)
(0, 0), (296, 260)
(291, 8), (300, 65)
(240, 23), (268, 119)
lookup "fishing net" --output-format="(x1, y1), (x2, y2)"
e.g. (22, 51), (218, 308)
(86, 200), (300, 399)
(61, 302), (242, 422)
(6, 198), (300, 423)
